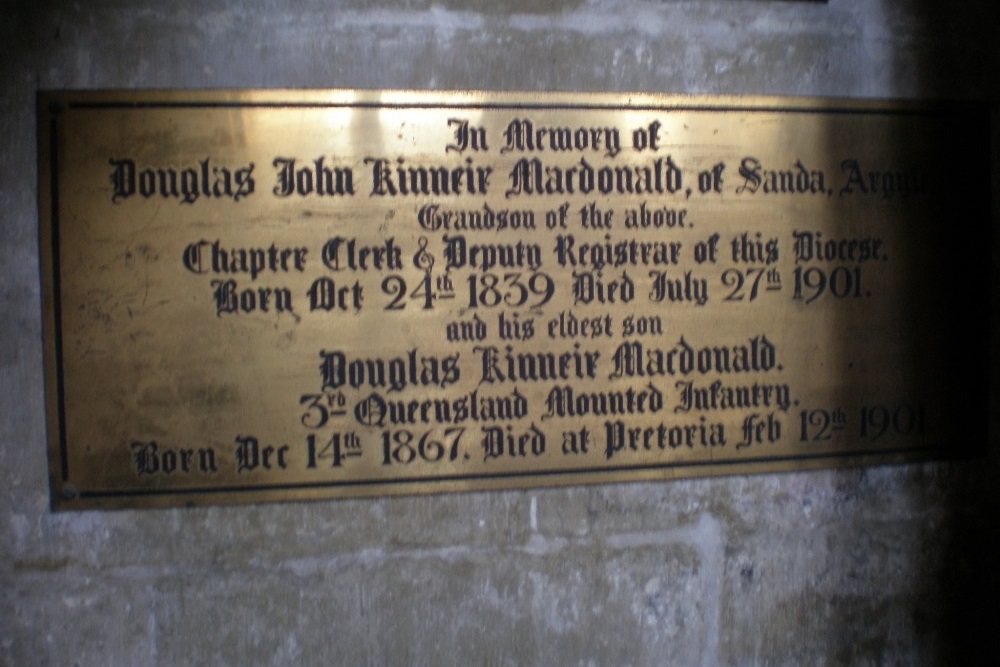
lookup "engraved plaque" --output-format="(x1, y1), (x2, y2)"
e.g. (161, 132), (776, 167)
(38, 90), (988, 509)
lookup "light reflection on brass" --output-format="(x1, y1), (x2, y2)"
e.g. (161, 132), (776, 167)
(38, 90), (987, 509)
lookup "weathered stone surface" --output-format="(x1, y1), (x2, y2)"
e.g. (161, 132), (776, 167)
(2, 1), (998, 665)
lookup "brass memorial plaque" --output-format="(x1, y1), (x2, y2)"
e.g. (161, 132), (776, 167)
(38, 90), (988, 509)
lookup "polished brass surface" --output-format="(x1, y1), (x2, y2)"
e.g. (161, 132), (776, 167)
(38, 90), (987, 509)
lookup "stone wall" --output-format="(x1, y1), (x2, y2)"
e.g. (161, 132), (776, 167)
(2, 2), (997, 665)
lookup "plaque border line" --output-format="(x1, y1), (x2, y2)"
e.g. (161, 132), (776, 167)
(47, 109), (71, 484)
(63, 99), (955, 118)
(74, 444), (950, 502)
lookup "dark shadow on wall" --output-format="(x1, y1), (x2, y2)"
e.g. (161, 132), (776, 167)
(940, 3), (996, 665)
(799, 1), (998, 664)
(886, 1), (998, 665)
